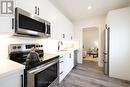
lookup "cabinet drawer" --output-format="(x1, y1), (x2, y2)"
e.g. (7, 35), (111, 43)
(59, 61), (64, 73)
(59, 58), (64, 63)
(59, 55), (65, 63)
(59, 71), (65, 82)
(59, 55), (64, 59)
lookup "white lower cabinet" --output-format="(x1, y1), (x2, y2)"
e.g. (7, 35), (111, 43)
(59, 51), (74, 83)
(0, 70), (24, 87)
(68, 52), (74, 72)
(59, 54), (67, 82)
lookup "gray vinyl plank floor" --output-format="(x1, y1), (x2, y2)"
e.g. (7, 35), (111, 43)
(60, 60), (130, 87)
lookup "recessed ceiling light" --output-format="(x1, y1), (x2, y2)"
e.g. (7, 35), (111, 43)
(88, 5), (92, 10)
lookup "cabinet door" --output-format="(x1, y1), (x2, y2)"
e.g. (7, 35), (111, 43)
(65, 52), (74, 75)
(59, 54), (70, 82)
(67, 53), (73, 73)
(33, 0), (39, 16)
(0, 17), (14, 34)
(70, 52), (74, 69)
(0, 0), (35, 34)
(59, 55), (66, 82)
(59, 52), (74, 83)
(37, 0), (45, 18)
(0, 70), (24, 87)
(63, 54), (70, 76)
(59, 56), (64, 73)
(59, 60), (65, 82)
(15, 0), (35, 14)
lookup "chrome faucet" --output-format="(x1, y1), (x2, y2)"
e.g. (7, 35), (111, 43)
(58, 41), (63, 51)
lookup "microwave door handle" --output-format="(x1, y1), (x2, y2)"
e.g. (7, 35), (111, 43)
(28, 62), (56, 74)
(45, 24), (47, 34)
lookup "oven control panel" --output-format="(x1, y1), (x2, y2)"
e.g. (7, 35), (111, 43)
(8, 44), (43, 53)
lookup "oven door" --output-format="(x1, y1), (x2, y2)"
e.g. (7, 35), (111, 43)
(27, 59), (59, 87)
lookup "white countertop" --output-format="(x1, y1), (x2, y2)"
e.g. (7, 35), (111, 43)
(0, 59), (25, 78)
(41, 53), (59, 61)
(0, 54), (58, 79)
(0, 48), (78, 79)
(46, 48), (78, 55)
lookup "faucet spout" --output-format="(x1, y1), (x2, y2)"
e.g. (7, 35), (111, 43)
(58, 41), (63, 51)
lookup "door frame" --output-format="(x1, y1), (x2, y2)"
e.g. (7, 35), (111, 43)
(81, 26), (102, 67)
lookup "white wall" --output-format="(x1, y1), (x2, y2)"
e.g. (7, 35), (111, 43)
(106, 6), (130, 81)
(74, 15), (106, 67)
(0, 0), (74, 59)
(83, 28), (99, 51)
(0, 35), (77, 59)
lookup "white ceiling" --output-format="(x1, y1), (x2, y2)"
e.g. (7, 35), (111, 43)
(49, 0), (130, 21)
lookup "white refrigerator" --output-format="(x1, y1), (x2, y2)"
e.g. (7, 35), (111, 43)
(105, 6), (130, 81)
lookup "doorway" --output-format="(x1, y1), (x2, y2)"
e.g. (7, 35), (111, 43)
(82, 27), (99, 64)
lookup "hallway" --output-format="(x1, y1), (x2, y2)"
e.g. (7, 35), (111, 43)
(60, 61), (130, 87)
(83, 56), (98, 62)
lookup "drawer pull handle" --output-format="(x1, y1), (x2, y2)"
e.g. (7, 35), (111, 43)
(60, 61), (63, 63)
(21, 75), (24, 87)
(59, 71), (63, 75)
(69, 54), (71, 58)
(35, 6), (37, 14)
(60, 56), (63, 58)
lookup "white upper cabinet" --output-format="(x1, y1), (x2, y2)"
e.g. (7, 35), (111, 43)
(33, 0), (40, 16)
(0, 0), (34, 34)
(15, 0), (41, 16)
(0, 0), (40, 34)
(0, 17), (14, 34)
(0, 0), (74, 40)
(15, 0), (35, 14)
(37, 0), (74, 40)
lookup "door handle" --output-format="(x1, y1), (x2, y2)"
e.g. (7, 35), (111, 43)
(103, 60), (108, 63)
(103, 52), (108, 55)
(38, 7), (39, 15)
(35, 6), (37, 14)
(12, 18), (14, 29)
(59, 61), (63, 63)
(60, 56), (63, 59)
(59, 71), (63, 75)
(69, 54), (71, 58)
(21, 75), (24, 87)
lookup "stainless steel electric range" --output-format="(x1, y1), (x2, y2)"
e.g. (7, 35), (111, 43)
(8, 44), (59, 87)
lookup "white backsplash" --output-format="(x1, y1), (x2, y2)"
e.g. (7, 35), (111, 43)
(0, 35), (77, 59)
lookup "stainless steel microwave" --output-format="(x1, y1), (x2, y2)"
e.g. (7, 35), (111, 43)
(15, 7), (51, 37)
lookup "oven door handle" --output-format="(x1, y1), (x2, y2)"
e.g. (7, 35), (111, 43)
(28, 59), (58, 74)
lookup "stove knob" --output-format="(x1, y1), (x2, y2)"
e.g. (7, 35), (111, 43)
(41, 45), (43, 47)
(18, 46), (21, 49)
(13, 46), (16, 49)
